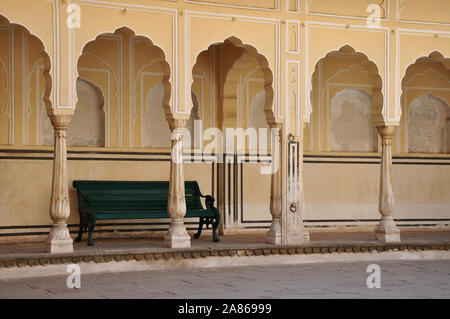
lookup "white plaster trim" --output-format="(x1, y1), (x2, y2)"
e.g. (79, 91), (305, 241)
(35, 65), (44, 145)
(10, 26), (14, 144)
(286, 60), (301, 137)
(286, 19), (301, 55)
(185, 0), (281, 12)
(396, 0), (450, 26)
(286, 0), (300, 13)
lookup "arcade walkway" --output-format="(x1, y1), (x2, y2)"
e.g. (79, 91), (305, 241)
(0, 230), (449, 277)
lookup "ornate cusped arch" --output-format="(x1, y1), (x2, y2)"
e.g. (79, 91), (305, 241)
(76, 26), (172, 120)
(309, 45), (384, 126)
(400, 51), (450, 120)
(192, 36), (276, 126)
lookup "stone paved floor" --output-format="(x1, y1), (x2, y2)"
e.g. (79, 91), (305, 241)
(1, 230), (449, 258)
(0, 259), (449, 298)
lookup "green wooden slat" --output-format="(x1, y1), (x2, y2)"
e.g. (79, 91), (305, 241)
(95, 213), (169, 219)
(74, 180), (198, 190)
(94, 210), (214, 220)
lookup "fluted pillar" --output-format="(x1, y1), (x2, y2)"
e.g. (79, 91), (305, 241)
(267, 124), (282, 244)
(164, 118), (191, 248)
(376, 126), (400, 242)
(46, 112), (73, 253)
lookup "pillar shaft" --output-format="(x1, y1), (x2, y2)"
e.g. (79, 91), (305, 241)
(164, 119), (191, 248)
(46, 114), (73, 253)
(376, 126), (400, 242)
(267, 124), (282, 244)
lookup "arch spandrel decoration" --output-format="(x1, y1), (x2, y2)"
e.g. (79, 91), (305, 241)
(0, 2), (54, 57)
(309, 45), (384, 126)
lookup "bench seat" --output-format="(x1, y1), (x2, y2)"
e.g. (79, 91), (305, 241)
(73, 180), (220, 245)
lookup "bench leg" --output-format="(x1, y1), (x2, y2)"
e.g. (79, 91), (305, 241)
(75, 226), (83, 242)
(87, 232), (94, 246)
(212, 226), (220, 242)
(212, 212), (220, 242)
(194, 217), (205, 239)
(75, 213), (85, 243)
(87, 213), (95, 246)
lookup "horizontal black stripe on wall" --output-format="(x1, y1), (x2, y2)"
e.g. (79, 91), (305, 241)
(1, 156), (449, 165)
(0, 227), (207, 237)
(305, 218), (450, 223)
(1, 218), (449, 231)
(305, 154), (450, 161)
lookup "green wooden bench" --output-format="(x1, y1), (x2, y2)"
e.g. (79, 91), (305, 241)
(72, 180), (220, 246)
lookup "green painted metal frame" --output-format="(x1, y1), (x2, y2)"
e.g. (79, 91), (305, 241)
(73, 180), (220, 245)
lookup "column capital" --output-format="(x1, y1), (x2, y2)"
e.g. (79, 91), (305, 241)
(377, 125), (396, 138)
(268, 118), (283, 130)
(269, 122), (283, 131)
(168, 118), (188, 131)
(47, 109), (73, 131)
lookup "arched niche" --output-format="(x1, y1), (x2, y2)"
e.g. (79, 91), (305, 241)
(191, 36), (276, 128)
(329, 88), (378, 152)
(190, 37), (276, 156)
(306, 46), (378, 152)
(143, 83), (171, 149)
(41, 78), (106, 147)
(309, 45), (383, 128)
(76, 27), (172, 148)
(399, 51), (450, 154)
(407, 93), (450, 154)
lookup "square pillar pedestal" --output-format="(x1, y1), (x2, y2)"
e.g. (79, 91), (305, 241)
(45, 223), (74, 254)
(164, 220), (191, 248)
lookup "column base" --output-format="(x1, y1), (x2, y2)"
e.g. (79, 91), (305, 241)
(266, 220), (281, 244)
(266, 232), (282, 245)
(45, 223), (73, 254)
(375, 231), (401, 243)
(284, 229), (310, 245)
(164, 220), (191, 248)
(375, 217), (401, 243)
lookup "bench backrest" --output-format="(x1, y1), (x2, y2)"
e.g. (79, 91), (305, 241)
(73, 180), (205, 211)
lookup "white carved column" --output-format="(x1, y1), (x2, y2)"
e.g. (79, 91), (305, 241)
(376, 126), (400, 242)
(267, 123), (282, 244)
(46, 112), (73, 253)
(165, 119), (191, 248)
(297, 130), (310, 243)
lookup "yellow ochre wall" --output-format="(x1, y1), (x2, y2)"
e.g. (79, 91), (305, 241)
(0, 0), (449, 240)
